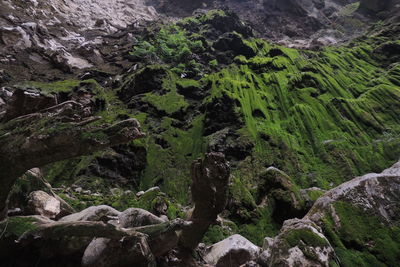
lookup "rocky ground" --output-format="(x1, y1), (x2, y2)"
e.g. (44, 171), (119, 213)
(1, 0), (400, 266)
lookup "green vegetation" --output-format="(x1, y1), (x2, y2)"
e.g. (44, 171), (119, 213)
(323, 201), (400, 266)
(285, 228), (328, 248)
(0, 217), (38, 238)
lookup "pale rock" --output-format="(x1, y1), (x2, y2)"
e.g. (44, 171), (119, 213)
(204, 234), (261, 267)
(28, 190), (61, 219)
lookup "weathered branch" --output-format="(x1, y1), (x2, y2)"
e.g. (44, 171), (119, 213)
(179, 153), (230, 251)
(17, 220), (144, 243)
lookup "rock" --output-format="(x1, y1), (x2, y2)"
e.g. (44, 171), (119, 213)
(258, 167), (308, 223)
(27, 191), (61, 219)
(266, 160), (400, 266)
(82, 207), (166, 266)
(267, 219), (335, 267)
(359, 0), (394, 13)
(212, 32), (256, 58)
(3, 88), (57, 121)
(0, 26), (32, 50)
(82, 236), (155, 267)
(81, 144), (147, 186)
(204, 234), (261, 267)
(207, 128), (253, 162)
(59, 205), (120, 222)
(118, 65), (168, 102)
(136, 191), (145, 197)
(118, 208), (165, 227)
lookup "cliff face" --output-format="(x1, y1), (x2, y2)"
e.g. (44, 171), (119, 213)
(1, 0), (400, 266)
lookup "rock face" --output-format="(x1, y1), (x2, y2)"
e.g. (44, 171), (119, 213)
(27, 190), (61, 219)
(0, 0), (159, 83)
(204, 234), (261, 267)
(151, 0), (377, 47)
(262, 160), (400, 266)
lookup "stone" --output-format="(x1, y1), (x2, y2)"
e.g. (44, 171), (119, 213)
(204, 234), (261, 267)
(118, 208), (165, 228)
(59, 205), (120, 222)
(267, 219), (334, 267)
(82, 236), (155, 267)
(3, 88), (57, 121)
(27, 190), (61, 219)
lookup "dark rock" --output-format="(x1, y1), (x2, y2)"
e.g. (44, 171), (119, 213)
(204, 93), (241, 135)
(118, 208), (165, 228)
(3, 88), (57, 121)
(118, 65), (168, 102)
(80, 144), (147, 187)
(207, 128), (253, 162)
(213, 32), (256, 58)
(59, 205), (120, 222)
(82, 236), (155, 267)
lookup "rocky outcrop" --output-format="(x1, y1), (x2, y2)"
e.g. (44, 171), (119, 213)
(0, 88), (144, 219)
(261, 160), (400, 266)
(204, 234), (261, 267)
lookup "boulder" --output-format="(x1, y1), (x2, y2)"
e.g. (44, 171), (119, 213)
(266, 219), (335, 267)
(27, 191), (60, 219)
(82, 236), (155, 267)
(59, 205), (120, 222)
(204, 234), (261, 267)
(82, 207), (166, 266)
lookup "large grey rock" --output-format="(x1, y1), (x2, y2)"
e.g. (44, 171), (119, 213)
(82, 207), (166, 266)
(204, 234), (261, 267)
(82, 236), (155, 267)
(309, 160), (400, 223)
(59, 205), (120, 222)
(27, 190), (60, 219)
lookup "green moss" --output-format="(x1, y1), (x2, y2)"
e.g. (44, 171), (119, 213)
(0, 217), (38, 238)
(238, 207), (280, 246)
(230, 176), (256, 208)
(203, 223), (237, 245)
(322, 201), (400, 266)
(285, 228), (328, 248)
(140, 115), (206, 203)
(307, 190), (325, 202)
